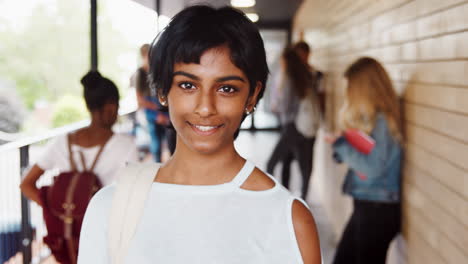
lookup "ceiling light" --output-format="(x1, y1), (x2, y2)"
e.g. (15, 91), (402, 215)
(231, 0), (256, 8)
(246, 13), (259, 22)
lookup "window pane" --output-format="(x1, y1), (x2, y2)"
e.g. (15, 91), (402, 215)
(0, 0), (90, 142)
(98, 0), (158, 114)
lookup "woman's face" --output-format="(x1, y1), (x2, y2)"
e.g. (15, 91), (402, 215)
(166, 45), (261, 155)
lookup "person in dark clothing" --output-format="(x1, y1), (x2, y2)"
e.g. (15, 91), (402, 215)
(266, 47), (321, 200)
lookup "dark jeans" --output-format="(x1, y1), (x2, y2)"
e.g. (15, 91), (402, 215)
(145, 112), (166, 162)
(333, 200), (401, 264)
(266, 123), (315, 199)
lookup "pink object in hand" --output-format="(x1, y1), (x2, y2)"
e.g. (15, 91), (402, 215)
(344, 129), (375, 154)
(356, 171), (368, 181)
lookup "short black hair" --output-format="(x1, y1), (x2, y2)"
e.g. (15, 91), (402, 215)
(148, 5), (269, 104)
(81, 71), (119, 111)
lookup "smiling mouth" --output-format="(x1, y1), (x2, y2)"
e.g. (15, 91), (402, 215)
(187, 122), (224, 134)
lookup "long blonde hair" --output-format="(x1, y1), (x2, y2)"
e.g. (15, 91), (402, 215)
(339, 57), (402, 142)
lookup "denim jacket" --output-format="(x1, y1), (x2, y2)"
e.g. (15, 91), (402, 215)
(332, 114), (402, 203)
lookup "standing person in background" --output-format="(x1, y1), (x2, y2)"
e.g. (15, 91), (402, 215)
(135, 44), (156, 111)
(293, 41), (325, 117)
(20, 71), (138, 263)
(325, 57), (403, 264)
(20, 71), (138, 205)
(135, 44), (171, 162)
(266, 46), (321, 200)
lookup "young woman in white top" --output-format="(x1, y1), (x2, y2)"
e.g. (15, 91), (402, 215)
(20, 71), (138, 206)
(78, 5), (321, 264)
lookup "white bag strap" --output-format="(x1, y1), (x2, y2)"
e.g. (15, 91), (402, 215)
(108, 162), (161, 264)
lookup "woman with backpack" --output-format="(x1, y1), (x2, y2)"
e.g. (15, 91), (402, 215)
(20, 71), (138, 263)
(266, 46), (321, 200)
(78, 6), (321, 264)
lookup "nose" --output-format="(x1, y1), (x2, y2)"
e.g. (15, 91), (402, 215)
(194, 90), (217, 117)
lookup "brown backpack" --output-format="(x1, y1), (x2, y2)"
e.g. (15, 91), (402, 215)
(39, 134), (108, 264)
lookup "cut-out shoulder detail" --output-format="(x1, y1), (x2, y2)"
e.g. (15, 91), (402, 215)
(240, 167), (276, 191)
(291, 200), (321, 264)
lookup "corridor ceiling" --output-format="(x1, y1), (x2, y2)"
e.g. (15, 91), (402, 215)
(132, 0), (304, 28)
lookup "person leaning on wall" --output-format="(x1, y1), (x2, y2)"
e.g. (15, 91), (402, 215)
(325, 57), (403, 264)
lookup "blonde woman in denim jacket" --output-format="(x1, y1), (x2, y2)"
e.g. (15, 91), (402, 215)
(325, 57), (403, 264)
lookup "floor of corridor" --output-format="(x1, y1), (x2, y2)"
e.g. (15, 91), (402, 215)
(235, 130), (336, 264)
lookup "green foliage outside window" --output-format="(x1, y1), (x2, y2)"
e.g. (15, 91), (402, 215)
(51, 95), (87, 128)
(0, 0), (155, 134)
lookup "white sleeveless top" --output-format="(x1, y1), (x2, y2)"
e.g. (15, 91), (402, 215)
(78, 160), (307, 264)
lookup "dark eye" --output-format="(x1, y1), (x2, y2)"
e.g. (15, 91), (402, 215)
(218, 85), (237, 94)
(179, 82), (196, 90)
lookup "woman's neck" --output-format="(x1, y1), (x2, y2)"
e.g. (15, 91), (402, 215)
(87, 121), (113, 133)
(159, 141), (245, 185)
(73, 123), (113, 147)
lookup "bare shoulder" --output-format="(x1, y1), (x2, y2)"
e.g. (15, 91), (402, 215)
(292, 200), (321, 264)
(240, 167), (276, 191)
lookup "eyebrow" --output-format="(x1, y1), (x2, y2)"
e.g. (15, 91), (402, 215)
(173, 71), (200, 81)
(173, 71), (246, 83)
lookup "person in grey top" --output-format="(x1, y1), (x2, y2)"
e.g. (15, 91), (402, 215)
(266, 46), (321, 200)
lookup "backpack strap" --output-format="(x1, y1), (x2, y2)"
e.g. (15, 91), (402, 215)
(70, 133), (111, 172)
(108, 162), (161, 264)
(67, 134), (78, 172)
(88, 135), (112, 172)
(79, 151), (87, 171)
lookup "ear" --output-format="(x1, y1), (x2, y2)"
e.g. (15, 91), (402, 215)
(246, 81), (262, 110)
(102, 102), (118, 115)
(158, 92), (168, 107)
(102, 102), (113, 112)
